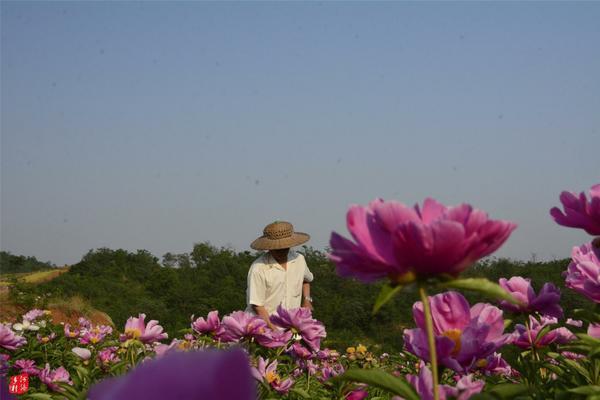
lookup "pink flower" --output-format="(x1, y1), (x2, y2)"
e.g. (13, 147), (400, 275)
(403, 292), (515, 373)
(567, 318), (583, 327)
(588, 323), (600, 338)
(499, 277), (563, 318)
(330, 198), (516, 282)
(97, 347), (120, 366)
(251, 357), (294, 395)
(550, 184), (600, 235)
(290, 342), (313, 359)
(513, 316), (576, 349)
(64, 323), (80, 338)
(23, 309), (46, 322)
(396, 362), (484, 400)
(72, 347), (92, 360)
(0, 324), (26, 350)
(346, 389), (369, 400)
(39, 364), (73, 392)
(564, 242), (600, 303)
(123, 314), (168, 344)
(219, 311), (267, 342)
(191, 311), (223, 336)
(14, 359), (40, 376)
(254, 327), (292, 349)
(270, 306), (326, 351)
(37, 332), (57, 344)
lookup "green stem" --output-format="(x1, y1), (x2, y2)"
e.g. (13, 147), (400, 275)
(419, 286), (439, 400)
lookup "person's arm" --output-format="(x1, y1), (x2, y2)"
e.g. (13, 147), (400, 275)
(252, 305), (275, 329)
(302, 281), (313, 310)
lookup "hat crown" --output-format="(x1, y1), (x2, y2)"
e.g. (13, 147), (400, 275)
(263, 221), (293, 240)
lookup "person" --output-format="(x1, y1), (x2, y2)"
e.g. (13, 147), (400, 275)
(246, 221), (314, 328)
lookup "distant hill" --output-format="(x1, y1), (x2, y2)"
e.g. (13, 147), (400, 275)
(0, 251), (56, 273)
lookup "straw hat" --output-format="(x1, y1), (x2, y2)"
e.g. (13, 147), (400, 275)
(250, 221), (310, 250)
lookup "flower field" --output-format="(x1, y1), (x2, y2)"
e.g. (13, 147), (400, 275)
(1, 184), (600, 399)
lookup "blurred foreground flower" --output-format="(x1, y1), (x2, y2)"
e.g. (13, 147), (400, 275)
(404, 291), (514, 373)
(88, 349), (254, 400)
(550, 184), (600, 235)
(499, 277), (563, 318)
(564, 242), (600, 303)
(330, 198), (516, 282)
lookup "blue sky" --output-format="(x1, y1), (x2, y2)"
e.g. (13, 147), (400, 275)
(2, 2), (599, 265)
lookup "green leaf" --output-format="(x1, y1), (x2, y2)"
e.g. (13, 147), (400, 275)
(373, 283), (404, 314)
(23, 394), (54, 400)
(436, 278), (521, 304)
(569, 385), (600, 395)
(486, 383), (531, 398)
(334, 368), (419, 400)
(289, 388), (311, 399)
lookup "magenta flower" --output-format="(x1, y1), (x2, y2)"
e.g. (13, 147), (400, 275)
(39, 364), (73, 392)
(252, 357), (294, 395)
(89, 349), (254, 400)
(79, 325), (111, 345)
(64, 323), (80, 338)
(480, 353), (517, 377)
(270, 305), (326, 351)
(404, 291), (515, 373)
(564, 242), (600, 303)
(588, 323), (600, 339)
(396, 362), (484, 400)
(219, 311), (267, 342)
(550, 184), (600, 235)
(255, 328), (292, 349)
(191, 311), (223, 336)
(0, 324), (26, 351)
(346, 389), (369, 400)
(123, 314), (168, 344)
(330, 198), (516, 282)
(290, 342), (313, 359)
(14, 359), (40, 376)
(499, 277), (563, 318)
(513, 316), (576, 349)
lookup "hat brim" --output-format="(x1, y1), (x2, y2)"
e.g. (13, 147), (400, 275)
(250, 232), (310, 250)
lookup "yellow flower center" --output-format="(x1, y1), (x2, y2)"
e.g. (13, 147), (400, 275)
(265, 371), (280, 384)
(475, 358), (488, 368)
(442, 329), (462, 355)
(91, 336), (100, 344)
(125, 328), (142, 339)
(69, 332), (77, 338)
(389, 271), (417, 284)
(346, 347), (356, 354)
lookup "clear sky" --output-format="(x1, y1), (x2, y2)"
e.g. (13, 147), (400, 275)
(1, 1), (599, 266)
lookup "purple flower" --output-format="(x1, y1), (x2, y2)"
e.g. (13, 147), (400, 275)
(499, 276), (563, 318)
(588, 323), (600, 339)
(89, 349), (254, 400)
(191, 311), (223, 336)
(270, 306), (326, 351)
(550, 184), (600, 235)
(251, 357), (294, 395)
(0, 324), (26, 351)
(123, 314), (168, 344)
(346, 389), (369, 400)
(513, 316), (576, 349)
(97, 347), (120, 366)
(564, 242), (600, 303)
(14, 359), (40, 376)
(64, 323), (80, 338)
(479, 353), (517, 377)
(329, 198), (516, 282)
(396, 362), (484, 400)
(219, 311), (267, 343)
(254, 328), (292, 349)
(39, 364), (73, 392)
(37, 332), (57, 344)
(290, 342), (313, 359)
(403, 291), (514, 373)
(23, 309), (46, 322)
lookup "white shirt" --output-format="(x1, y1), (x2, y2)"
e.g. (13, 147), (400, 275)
(246, 250), (314, 315)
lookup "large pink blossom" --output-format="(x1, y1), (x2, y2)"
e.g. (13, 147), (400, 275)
(219, 311), (267, 343)
(0, 324), (26, 351)
(330, 198), (516, 282)
(550, 184), (600, 235)
(564, 242), (600, 303)
(270, 306), (326, 351)
(39, 364), (73, 392)
(14, 359), (40, 376)
(513, 316), (575, 349)
(499, 276), (563, 318)
(404, 291), (515, 373)
(191, 311), (223, 336)
(122, 314), (167, 344)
